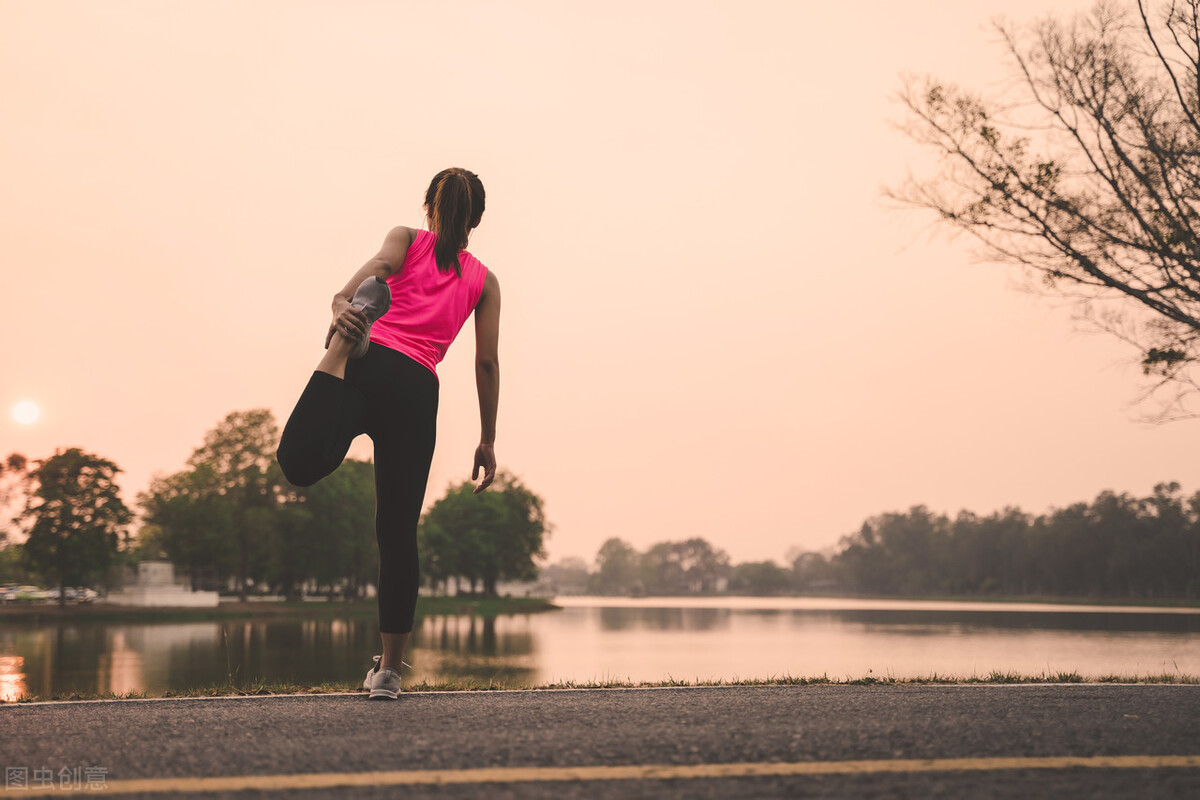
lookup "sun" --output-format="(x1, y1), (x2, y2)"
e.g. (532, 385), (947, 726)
(12, 401), (40, 425)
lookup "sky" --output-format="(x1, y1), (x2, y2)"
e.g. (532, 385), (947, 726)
(2, 0), (1194, 568)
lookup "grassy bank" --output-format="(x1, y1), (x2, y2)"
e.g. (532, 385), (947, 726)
(0, 596), (559, 624)
(6, 670), (1199, 704)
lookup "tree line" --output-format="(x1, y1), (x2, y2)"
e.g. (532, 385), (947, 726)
(4, 414), (1197, 601)
(826, 483), (1200, 599)
(0, 409), (547, 600)
(563, 483), (1200, 599)
(569, 537), (803, 597)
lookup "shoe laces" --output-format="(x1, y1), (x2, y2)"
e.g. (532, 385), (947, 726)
(371, 655), (411, 672)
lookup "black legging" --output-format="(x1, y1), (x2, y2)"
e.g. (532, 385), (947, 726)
(277, 343), (438, 633)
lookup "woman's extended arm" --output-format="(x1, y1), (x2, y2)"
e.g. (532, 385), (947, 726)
(472, 270), (501, 493)
(326, 226), (416, 348)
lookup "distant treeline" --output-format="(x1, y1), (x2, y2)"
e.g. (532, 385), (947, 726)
(829, 483), (1200, 599)
(549, 483), (1200, 599)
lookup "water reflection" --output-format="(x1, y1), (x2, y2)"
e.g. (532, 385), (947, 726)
(420, 615), (534, 656)
(533, 605), (1200, 685)
(598, 607), (729, 632)
(1, 600), (1198, 699)
(0, 655), (28, 702)
(825, 609), (1200, 634)
(411, 616), (537, 685)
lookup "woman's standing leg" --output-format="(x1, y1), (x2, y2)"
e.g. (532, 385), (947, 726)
(277, 334), (368, 487)
(369, 349), (440, 670)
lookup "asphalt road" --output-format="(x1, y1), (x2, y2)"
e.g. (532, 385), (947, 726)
(4, 685), (1200, 798)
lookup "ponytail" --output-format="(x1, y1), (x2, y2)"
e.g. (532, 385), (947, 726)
(424, 168), (485, 276)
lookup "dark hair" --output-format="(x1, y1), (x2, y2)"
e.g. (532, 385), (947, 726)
(424, 168), (486, 276)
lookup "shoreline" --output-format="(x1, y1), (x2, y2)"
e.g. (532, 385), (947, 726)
(553, 595), (1200, 614)
(0, 596), (559, 623)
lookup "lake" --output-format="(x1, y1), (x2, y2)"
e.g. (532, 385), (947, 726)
(3, 596), (1199, 701)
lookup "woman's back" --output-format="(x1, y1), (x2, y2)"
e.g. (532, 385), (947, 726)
(370, 228), (488, 375)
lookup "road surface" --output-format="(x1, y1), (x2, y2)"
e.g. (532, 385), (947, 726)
(3, 684), (1199, 798)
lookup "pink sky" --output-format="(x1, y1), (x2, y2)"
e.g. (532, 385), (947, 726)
(2, 0), (1193, 567)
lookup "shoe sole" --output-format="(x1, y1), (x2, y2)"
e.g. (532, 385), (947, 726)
(368, 688), (399, 700)
(349, 277), (391, 359)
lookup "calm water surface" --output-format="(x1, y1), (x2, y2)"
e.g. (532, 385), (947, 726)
(2, 596), (1198, 700)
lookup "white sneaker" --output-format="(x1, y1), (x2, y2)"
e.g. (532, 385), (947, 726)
(370, 667), (402, 700)
(363, 655), (409, 700)
(362, 655), (382, 691)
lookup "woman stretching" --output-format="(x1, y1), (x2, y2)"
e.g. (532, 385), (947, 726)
(277, 168), (500, 700)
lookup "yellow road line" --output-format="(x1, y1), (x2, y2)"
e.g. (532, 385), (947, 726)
(6, 755), (1200, 796)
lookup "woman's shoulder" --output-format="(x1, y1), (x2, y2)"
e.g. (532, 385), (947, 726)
(377, 226), (426, 258)
(393, 226), (433, 259)
(460, 248), (491, 280)
(388, 225), (425, 243)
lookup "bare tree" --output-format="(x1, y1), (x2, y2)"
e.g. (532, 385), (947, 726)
(891, 0), (1200, 420)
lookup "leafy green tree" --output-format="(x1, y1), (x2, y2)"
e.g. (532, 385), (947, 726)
(837, 507), (950, 595)
(947, 509), (1032, 595)
(893, 0), (1200, 418)
(21, 448), (131, 603)
(142, 410), (279, 598)
(187, 410), (279, 599)
(0, 543), (38, 585)
(591, 538), (639, 594)
(672, 538), (730, 593)
(249, 499), (311, 601)
(418, 500), (465, 595)
(419, 471), (549, 596)
(0, 453), (36, 584)
(141, 409), (381, 599)
(790, 551), (835, 593)
(638, 538), (730, 595)
(285, 458), (376, 599)
(140, 462), (238, 590)
(1185, 490), (1200, 598)
(1144, 482), (1199, 595)
(131, 523), (168, 561)
(0, 453), (32, 545)
(833, 521), (887, 594)
(491, 473), (549, 588)
(638, 542), (684, 595)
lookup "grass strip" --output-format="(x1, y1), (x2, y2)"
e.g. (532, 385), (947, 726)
(7, 670), (1198, 703)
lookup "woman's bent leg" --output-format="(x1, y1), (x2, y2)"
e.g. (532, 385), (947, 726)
(277, 370), (368, 487)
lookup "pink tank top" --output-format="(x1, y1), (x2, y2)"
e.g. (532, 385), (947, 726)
(369, 229), (488, 376)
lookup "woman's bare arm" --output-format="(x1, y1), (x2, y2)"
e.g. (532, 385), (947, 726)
(472, 270), (501, 493)
(327, 226), (416, 347)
